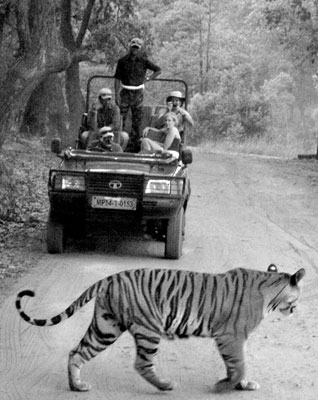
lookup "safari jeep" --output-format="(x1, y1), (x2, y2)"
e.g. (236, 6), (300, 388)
(47, 76), (192, 259)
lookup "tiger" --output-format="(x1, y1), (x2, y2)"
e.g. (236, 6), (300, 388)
(15, 264), (305, 393)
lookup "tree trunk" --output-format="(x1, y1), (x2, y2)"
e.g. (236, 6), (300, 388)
(20, 80), (48, 137)
(64, 61), (85, 145)
(60, 0), (96, 146)
(0, 4), (10, 48)
(0, 0), (70, 149)
(199, 20), (204, 95)
(21, 74), (68, 140)
(47, 74), (69, 141)
(205, 0), (213, 93)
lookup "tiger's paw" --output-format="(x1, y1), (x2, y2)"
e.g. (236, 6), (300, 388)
(68, 361), (91, 392)
(157, 379), (175, 391)
(235, 379), (260, 391)
(69, 380), (92, 392)
(214, 378), (233, 392)
(214, 378), (259, 392)
(137, 367), (175, 391)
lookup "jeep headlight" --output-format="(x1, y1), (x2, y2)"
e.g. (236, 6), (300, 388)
(62, 175), (85, 191)
(170, 179), (184, 195)
(145, 179), (184, 195)
(53, 174), (85, 191)
(145, 179), (171, 195)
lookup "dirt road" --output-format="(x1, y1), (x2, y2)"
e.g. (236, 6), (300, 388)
(1, 150), (318, 400)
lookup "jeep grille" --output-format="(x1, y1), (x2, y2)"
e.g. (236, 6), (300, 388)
(86, 172), (144, 199)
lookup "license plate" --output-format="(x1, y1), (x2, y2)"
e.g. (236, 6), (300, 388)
(91, 196), (137, 210)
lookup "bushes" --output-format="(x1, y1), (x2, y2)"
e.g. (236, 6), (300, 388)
(188, 66), (271, 144)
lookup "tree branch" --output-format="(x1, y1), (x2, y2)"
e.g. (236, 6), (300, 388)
(75, 0), (96, 48)
(14, 1), (31, 54)
(0, 3), (10, 48)
(60, 0), (75, 51)
(71, 50), (91, 64)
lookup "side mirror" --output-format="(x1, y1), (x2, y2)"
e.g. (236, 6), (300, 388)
(51, 138), (62, 154)
(181, 149), (193, 165)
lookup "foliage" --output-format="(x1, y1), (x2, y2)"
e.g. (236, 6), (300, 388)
(189, 65), (271, 143)
(139, 0), (318, 145)
(1, 0), (318, 156)
(262, 72), (296, 116)
(261, 0), (318, 64)
(86, 0), (152, 67)
(141, 0), (216, 93)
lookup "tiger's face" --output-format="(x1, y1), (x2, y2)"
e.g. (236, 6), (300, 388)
(266, 268), (305, 317)
(278, 292), (301, 316)
(281, 268), (305, 316)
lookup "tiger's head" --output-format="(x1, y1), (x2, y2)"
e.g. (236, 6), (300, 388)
(265, 267), (305, 317)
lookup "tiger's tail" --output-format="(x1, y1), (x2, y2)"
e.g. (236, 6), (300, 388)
(15, 279), (104, 327)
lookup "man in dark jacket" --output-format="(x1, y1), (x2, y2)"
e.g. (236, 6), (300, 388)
(114, 38), (161, 152)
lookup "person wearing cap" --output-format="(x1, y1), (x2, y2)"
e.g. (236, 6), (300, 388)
(156, 90), (194, 143)
(114, 37), (161, 152)
(86, 87), (129, 150)
(89, 127), (123, 152)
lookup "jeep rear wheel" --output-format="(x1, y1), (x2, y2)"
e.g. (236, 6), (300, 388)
(47, 216), (64, 254)
(165, 207), (184, 259)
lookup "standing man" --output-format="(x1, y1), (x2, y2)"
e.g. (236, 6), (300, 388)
(114, 37), (161, 152)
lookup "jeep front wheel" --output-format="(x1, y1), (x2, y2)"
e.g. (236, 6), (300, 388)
(165, 207), (184, 259)
(47, 216), (64, 254)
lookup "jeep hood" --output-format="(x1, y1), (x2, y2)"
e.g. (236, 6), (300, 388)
(59, 148), (180, 176)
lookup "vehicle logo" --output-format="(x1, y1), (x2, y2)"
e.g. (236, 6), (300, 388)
(109, 180), (122, 189)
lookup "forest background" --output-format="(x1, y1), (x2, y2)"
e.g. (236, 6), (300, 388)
(1, 0), (318, 222)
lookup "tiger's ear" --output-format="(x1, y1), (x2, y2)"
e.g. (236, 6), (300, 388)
(290, 268), (306, 286)
(267, 264), (278, 272)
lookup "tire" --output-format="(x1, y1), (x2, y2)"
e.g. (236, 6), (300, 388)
(165, 207), (184, 259)
(47, 216), (64, 254)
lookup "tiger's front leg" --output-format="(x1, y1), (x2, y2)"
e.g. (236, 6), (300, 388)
(214, 336), (259, 392)
(132, 326), (174, 391)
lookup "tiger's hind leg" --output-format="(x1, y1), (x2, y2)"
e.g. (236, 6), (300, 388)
(214, 336), (259, 392)
(68, 310), (125, 391)
(131, 325), (174, 391)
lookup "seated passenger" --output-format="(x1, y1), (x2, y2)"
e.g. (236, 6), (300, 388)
(89, 127), (123, 152)
(140, 112), (181, 159)
(155, 90), (194, 143)
(80, 87), (129, 150)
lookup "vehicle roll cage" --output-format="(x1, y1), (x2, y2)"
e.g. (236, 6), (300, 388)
(85, 75), (189, 113)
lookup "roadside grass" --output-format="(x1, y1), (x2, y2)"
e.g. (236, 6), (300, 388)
(197, 129), (318, 159)
(0, 137), (53, 294)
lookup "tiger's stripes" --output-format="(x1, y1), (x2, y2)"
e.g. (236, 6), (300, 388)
(15, 266), (305, 393)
